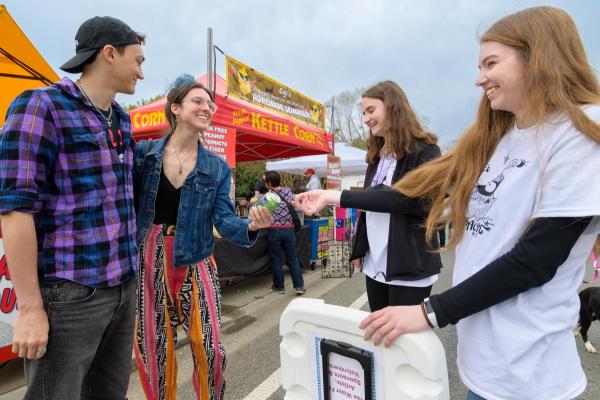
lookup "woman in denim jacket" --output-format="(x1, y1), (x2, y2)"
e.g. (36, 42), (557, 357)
(133, 75), (271, 400)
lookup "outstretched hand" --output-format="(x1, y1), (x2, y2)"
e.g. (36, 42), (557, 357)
(359, 305), (430, 347)
(292, 190), (341, 215)
(247, 206), (272, 231)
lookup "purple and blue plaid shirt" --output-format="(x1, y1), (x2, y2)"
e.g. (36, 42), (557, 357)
(0, 77), (138, 287)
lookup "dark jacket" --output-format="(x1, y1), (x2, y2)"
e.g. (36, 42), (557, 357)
(341, 142), (442, 281)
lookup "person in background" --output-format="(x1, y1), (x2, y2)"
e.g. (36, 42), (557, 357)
(295, 80), (442, 312)
(133, 75), (272, 400)
(254, 172), (268, 196)
(249, 172), (268, 206)
(264, 170), (305, 295)
(0, 16), (145, 399)
(304, 7), (600, 400)
(290, 177), (307, 224)
(304, 168), (322, 191)
(292, 177), (307, 194)
(303, 168), (322, 218)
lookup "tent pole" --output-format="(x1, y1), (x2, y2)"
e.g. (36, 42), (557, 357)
(207, 27), (214, 97)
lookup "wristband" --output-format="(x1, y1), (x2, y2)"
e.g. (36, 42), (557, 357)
(421, 302), (434, 329)
(423, 297), (438, 328)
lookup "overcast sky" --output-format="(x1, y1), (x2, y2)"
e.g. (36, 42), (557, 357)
(5, 0), (600, 145)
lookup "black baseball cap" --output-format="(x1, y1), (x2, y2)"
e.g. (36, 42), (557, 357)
(60, 16), (141, 73)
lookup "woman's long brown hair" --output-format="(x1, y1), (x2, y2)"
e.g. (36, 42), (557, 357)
(363, 81), (437, 164)
(393, 6), (600, 249)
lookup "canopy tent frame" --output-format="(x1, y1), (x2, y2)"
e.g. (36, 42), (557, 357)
(234, 132), (309, 160)
(0, 47), (54, 85)
(266, 142), (368, 176)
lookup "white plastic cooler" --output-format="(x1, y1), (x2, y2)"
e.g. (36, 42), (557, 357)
(280, 298), (449, 400)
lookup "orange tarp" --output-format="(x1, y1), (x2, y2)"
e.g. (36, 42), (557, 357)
(0, 4), (59, 124)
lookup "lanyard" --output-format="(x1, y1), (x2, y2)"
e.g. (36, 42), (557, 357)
(371, 156), (395, 186)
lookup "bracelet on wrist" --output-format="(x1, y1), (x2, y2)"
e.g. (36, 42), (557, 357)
(421, 302), (434, 329)
(423, 297), (438, 328)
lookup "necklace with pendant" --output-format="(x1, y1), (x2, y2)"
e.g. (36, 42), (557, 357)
(77, 80), (113, 128)
(170, 148), (196, 174)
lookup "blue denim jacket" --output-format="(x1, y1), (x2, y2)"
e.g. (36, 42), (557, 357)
(135, 134), (257, 266)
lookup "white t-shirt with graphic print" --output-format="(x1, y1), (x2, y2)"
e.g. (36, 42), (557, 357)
(454, 105), (600, 400)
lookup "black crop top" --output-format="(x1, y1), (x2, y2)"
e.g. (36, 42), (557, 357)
(153, 167), (181, 225)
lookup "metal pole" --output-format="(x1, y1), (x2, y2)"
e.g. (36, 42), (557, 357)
(207, 27), (214, 95)
(329, 98), (335, 138)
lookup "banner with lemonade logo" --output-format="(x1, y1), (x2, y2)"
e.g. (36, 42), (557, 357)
(226, 56), (326, 129)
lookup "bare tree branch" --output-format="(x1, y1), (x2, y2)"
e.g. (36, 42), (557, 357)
(326, 86), (368, 149)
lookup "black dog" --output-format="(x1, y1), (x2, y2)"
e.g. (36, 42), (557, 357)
(577, 287), (600, 354)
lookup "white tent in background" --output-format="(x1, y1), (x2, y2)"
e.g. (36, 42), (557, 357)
(266, 142), (367, 190)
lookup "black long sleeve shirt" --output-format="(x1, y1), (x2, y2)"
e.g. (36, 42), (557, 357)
(430, 216), (592, 328)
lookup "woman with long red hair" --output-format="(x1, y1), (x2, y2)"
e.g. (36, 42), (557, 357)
(296, 7), (600, 399)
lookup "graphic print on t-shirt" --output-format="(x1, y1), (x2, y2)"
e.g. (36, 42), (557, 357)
(466, 158), (528, 236)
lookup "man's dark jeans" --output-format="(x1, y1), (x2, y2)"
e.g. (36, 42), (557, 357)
(24, 278), (136, 399)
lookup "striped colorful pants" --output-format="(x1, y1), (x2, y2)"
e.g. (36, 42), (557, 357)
(134, 224), (226, 400)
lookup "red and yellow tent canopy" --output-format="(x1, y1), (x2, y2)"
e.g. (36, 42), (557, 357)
(129, 74), (334, 162)
(0, 4), (59, 124)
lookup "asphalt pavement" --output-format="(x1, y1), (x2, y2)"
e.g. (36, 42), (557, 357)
(1, 252), (599, 399)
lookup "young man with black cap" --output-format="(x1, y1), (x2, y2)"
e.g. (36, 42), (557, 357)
(0, 16), (144, 399)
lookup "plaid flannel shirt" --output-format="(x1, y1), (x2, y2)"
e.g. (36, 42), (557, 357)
(0, 77), (137, 287)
